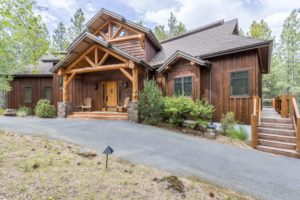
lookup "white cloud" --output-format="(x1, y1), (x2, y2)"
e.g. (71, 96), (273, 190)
(120, 0), (299, 40)
(86, 3), (95, 12)
(38, 0), (77, 13)
(36, 10), (57, 25)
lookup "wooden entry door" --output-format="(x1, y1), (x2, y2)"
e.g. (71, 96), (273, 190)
(106, 81), (118, 107)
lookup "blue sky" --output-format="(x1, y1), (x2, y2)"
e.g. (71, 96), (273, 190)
(36, 0), (299, 40)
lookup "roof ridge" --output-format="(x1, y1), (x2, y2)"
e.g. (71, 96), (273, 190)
(160, 19), (225, 44)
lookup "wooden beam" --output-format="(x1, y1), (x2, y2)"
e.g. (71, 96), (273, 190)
(67, 63), (128, 74)
(97, 45), (127, 63)
(108, 22), (112, 38)
(63, 75), (69, 102)
(112, 25), (123, 39)
(95, 47), (98, 65)
(131, 61), (138, 102)
(98, 52), (109, 66)
(84, 56), (95, 67)
(58, 69), (64, 76)
(108, 34), (140, 43)
(65, 72), (76, 87)
(139, 34), (145, 49)
(109, 19), (140, 35)
(99, 32), (108, 40)
(93, 20), (110, 35)
(120, 68), (133, 82)
(65, 44), (96, 72)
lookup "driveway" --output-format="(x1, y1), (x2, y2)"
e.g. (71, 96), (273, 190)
(0, 116), (299, 200)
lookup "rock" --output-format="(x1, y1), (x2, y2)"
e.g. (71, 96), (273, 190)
(32, 162), (39, 169)
(157, 176), (185, 195)
(183, 120), (196, 128)
(4, 109), (16, 116)
(76, 148), (97, 158)
(204, 129), (216, 139)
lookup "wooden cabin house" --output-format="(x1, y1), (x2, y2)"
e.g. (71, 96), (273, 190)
(6, 8), (272, 124)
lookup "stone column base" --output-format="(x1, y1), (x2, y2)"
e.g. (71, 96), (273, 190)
(127, 101), (138, 122)
(57, 102), (72, 118)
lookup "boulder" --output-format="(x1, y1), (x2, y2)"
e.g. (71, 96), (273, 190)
(4, 109), (16, 116)
(204, 129), (216, 139)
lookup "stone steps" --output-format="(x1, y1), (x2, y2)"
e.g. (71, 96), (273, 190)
(256, 145), (300, 158)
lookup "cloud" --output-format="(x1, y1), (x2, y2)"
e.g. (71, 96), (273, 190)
(86, 3), (95, 12)
(120, 0), (299, 40)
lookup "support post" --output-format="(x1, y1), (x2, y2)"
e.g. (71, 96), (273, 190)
(297, 118), (300, 152)
(281, 95), (288, 118)
(63, 75), (69, 103)
(251, 114), (258, 148)
(131, 61), (138, 102)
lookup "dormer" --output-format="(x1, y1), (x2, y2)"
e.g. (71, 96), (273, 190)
(85, 9), (161, 62)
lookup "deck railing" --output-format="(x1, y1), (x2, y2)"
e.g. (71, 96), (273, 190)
(273, 95), (300, 152)
(251, 96), (261, 148)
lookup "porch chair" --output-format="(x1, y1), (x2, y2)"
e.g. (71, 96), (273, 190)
(117, 97), (130, 112)
(81, 97), (92, 112)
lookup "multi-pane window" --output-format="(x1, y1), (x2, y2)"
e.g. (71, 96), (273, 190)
(24, 86), (32, 103)
(174, 76), (193, 96)
(44, 86), (52, 101)
(230, 70), (249, 96)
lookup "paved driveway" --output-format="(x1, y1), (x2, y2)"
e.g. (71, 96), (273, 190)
(0, 116), (299, 200)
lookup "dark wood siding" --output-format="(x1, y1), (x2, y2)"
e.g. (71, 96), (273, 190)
(7, 76), (53, 110)
(111, 39), (145, 60)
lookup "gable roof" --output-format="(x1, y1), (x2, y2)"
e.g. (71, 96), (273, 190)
(149, 19), (272, 72)
(50, 32), (151, 72)
(157, 51), (210, 72)
(85, 8), (162, 50)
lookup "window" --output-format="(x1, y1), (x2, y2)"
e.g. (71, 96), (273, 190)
(230, 70), (249, 96)
(24, 86), (32, 103)
(174, 76), (193, 96)
(44, 86), (52, 101)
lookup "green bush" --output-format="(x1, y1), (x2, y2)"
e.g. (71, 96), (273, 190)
(0, 108), (4, 115)
(220, 112), (236, 134)
(35, 99), (56, 118)
(163, 96), (214, 127)
(227, 126), (248, 141)
(138, 80), (164, 125)
(16, 106), (31, 117)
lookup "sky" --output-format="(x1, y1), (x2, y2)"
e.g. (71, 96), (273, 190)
(36, 0), (300, 40)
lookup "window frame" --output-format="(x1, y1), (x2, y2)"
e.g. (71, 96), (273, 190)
(173, 75), (193, 97)
(23, 86), (32, 103)
(230, 69), (250, 98)
(44, 86), (52, 101)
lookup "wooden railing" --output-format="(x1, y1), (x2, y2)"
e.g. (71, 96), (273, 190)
(273, 95), (300, 152)
(251, 96), (261, 148)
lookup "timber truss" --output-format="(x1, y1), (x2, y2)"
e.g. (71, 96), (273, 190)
(58, 44), (139, 103)
(93, 19), (145, 48)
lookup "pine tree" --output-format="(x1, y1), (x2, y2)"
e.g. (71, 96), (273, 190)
(279, 9), (300, 95)
(67, 8), (85, 42)
(154, 25), (168, 41)
(247, 20), (272, 40)
(52, 22), (69, 51)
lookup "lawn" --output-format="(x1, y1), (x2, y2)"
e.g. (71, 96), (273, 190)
(0, 130), (254, 200)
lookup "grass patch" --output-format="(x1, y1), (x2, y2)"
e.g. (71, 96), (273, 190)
(227, 126), (248, 141)
(0, 130), (254, 199)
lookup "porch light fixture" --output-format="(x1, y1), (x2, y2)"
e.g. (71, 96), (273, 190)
(103, 146), (114, 169)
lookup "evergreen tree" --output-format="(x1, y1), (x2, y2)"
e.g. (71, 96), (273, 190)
(154, 12), (186, 41)
(52, 22), (69, 51)
(247, 20), (272, 40)
(67, 8), (85, 42)
(279, 9), (300, 95)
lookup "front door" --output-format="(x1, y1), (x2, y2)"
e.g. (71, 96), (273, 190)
(106, 81), (117, 107)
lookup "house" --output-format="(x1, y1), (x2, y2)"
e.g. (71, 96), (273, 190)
(6, 8), (272, 124)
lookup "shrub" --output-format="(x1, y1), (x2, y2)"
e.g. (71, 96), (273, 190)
(163, 96), (214, 127)
(35, 99), (56, 118)
(163, 96), (194, 126)
(227, 126), (248, 141)
(220, 112), (236, 134)
(16, 106), (31, 117)
(138, 80), (164, 125)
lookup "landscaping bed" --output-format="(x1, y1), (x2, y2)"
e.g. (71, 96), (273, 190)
(0, 130), (254, 199)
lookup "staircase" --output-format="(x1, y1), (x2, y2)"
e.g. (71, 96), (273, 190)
(68, 111), (128, 120)
(256, 107), (300, 158)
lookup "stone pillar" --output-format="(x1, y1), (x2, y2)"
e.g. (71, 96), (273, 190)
(57, 102), (72, 118)
(127, 101), (138, 122)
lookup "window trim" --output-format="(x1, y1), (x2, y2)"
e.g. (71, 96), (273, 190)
(229, 69), (250, 98)
(174, 75), (193, 97)
(23, 85), (32, 103)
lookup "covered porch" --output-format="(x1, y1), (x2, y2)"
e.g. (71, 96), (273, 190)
(52, 33), (149, 120)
